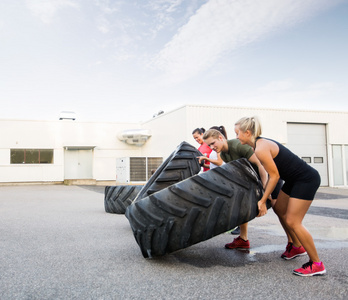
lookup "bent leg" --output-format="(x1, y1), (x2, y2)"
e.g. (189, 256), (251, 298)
(285, 197), (320, 262)
(272, 191), (301, 246)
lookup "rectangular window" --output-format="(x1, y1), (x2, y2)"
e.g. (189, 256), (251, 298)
(10, 149), (54, 164)
(332, 145), (344, 185)
(314, 157), (323, 163)
(11, 149), (25, 164)
(302, 157), (311, 163)
(26, 149), (39, 164)
(40, 149), (54, 164)
(345, 146), (348, 186)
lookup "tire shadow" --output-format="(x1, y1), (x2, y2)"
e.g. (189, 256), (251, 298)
(147, 246), (258, 268)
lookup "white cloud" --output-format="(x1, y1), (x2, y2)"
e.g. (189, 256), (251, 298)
(94, 0), (123, 33)
(25, 0), (79, 23)
(91, 1), (202, 64)
(147, 0), (184, 13)
(96, 15), (111, 33)
(143, 0), (203, 38)
(94, 0), (122, 14)
(153, 0), (343, 83)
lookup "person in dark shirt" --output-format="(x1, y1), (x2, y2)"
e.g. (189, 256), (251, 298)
(234, 116), (325, 277)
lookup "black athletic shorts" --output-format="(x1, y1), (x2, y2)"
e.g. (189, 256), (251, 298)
(281, 168), (321, 200)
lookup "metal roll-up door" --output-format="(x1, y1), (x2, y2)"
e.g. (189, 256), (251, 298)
(286, 123), (328, 186)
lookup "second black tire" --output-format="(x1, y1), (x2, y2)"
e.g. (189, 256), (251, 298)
(104, 185), (143, 214)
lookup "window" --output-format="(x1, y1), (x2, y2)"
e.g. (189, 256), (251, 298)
(345, 146), (348, 186)
(11, 149), (54, 164)
(314, 157), (323, 163)
(332, 145), (344, 185)
(302, 157), (311, 163)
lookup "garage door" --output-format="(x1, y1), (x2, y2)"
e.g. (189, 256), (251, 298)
(286, 123), (328, 186)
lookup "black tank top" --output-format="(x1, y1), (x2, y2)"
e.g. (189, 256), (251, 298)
(255, 137), (315, 182)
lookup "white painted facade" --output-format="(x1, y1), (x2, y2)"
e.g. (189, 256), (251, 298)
(142, 105), (348, 188)
(1, 105), (348, 187)
(0, 119), (143, 184)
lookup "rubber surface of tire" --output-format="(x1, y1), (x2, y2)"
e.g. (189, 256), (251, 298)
(126, 158), (266, 258)
(134, 141), (202, 201)
(104, 185), (143, 214)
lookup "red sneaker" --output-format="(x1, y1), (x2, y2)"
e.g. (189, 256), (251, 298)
(225, 236), (250, 249)
(281, 242), (307, 260)
(293, 261), (326, 277)
(281, 242), (293, 258)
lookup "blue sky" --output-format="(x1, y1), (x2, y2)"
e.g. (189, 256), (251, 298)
(1, 0), (347, 122)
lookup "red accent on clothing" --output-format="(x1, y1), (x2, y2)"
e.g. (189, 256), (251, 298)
(198, 143), (212, 172)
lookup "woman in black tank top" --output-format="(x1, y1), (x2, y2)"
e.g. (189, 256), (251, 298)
(234, 116), (325, 277)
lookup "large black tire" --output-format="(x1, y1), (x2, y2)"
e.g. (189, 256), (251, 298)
(125, 158), (266, 258)
(104, 185), (143, 214)
(134, 141), (202, 201)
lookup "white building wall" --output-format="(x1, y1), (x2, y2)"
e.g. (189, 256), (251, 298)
(147, 105), (348, 147)
(141, 106), (188, 158)
(0, 149), (10, 165)
(1, 105), (348, 186)
(93, 149), (141, 181)
(183, 105), (348, 144)
(0, 119), (142, 183)
(141, 105), (348, 187)
(189, 105), (348, 188)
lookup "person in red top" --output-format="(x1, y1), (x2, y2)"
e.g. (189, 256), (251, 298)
(192, 127), (212, 172)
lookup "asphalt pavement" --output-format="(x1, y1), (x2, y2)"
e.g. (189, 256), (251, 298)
(0, 184), (348, 300)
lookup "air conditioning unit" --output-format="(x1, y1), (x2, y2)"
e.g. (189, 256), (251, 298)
(117, 129), (152, 146)
(116, 157), (163, 184)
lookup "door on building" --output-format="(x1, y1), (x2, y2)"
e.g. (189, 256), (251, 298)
(286, 123), (328, 186)
(64, 148), (93, 179)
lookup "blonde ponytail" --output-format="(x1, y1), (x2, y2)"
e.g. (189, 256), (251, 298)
(235, 116), (262, 139)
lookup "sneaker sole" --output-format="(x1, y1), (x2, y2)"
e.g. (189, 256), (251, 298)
(292, 269), (327, 277)
(281, 251), (307, 260)
(225, 245), (250, 249)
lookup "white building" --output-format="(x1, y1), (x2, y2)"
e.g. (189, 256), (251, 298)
(1, 104), (348, 187)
